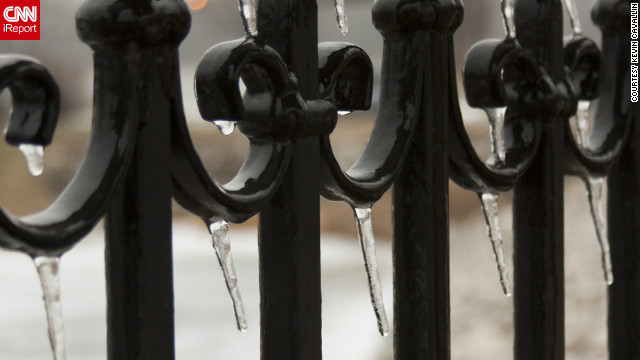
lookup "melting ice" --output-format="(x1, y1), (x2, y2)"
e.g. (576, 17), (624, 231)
(484, 107), (507, 165)
(213, 121), (237, 136)
(208, 219), (248, 332)
(335, 0), (348, 36)
(501, 0), (516, 39)
(479, 193), (512, 297)
(584, 176), (614, 285)
(33, 255), (66, 360)
(239, 0), (258, 36)
(352, 207), (389, 336)
(19, 143), (44, 176)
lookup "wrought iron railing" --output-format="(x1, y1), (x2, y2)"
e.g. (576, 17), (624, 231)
(0, 0), (634, 359)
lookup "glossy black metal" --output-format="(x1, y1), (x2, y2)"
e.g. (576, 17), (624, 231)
(1, 56), (59, 147)
(392, 29), (450, 360)
(0, 0), (636, 358)
(607, 112), (640, 359)
(77, 0), (191, 358)
(256, 0), (322, 358)
(172, 38), (295, 223)
(374, 0), (460, 358)
(450, 38), (550, 193)
(513, 1), (567, 358)
(0, 10), (152, 255)
(318, 35), (421, 207)
(562, 33), (630, 176)
(591, 1), (639, 358)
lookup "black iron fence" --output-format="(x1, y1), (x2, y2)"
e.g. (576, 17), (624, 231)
(0, 0), (635, 359)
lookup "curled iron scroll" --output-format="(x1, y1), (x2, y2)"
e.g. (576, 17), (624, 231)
(319, 23), (425, 208)
(562, 34), (631, 176)
(0, 54), (141, 256)
(172, 38), (308, 223)
(449, 37), (555, 193)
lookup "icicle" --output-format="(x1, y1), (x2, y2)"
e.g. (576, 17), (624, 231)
(571, 100), (613, 284)
(208, 219), (248, 332)
(562, 0), (582, 36)
(18, 143), (44, 176)
(352, 207), (389, 336)
(583, 176), (614, 285)
(484, 107), (507, 165)
(574, 100), (591, 149)
(335, 0), (348, 36)
(33, 255), (66, 360)
(239, 0), (258, 36)
(501, 0), (516, 39)
(479, 193), (512, 297)
(338, 110), (352, 116)
(213, 120), (237, 136)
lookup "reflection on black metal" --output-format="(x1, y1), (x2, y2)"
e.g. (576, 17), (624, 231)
(0, 0), (634, 359)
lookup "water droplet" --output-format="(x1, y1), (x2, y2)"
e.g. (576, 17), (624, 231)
(18, 143), (44, 176)
(335, 0), (348, 36)
(239, 0), (258, 36)
(573, 100), (591, 149)
(338, 110), (352, 116)
(352, 207), (390, 336)
(501, 0), (516, 39)
(33, 255), (66, 360)
(562, 0), (582, 35)
(584, 176), (614, 285)
(213, 121), (237, 136)
(484, 107), (507, 165)
(479, 193), (512, 297)
(208, 219), (248, 332)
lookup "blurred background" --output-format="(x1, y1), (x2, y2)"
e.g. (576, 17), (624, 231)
(0, 0), (612, 359)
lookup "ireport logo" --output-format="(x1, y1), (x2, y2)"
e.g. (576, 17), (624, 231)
(0, 0), (39, 40)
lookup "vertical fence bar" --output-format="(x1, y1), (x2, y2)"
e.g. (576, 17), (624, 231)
(74, 1), (190, 358)
(608, 111), (640, 359)
(513, 0), (565, 358)
(590, 2), (639, 357)
(604, 1), (638, 353)
(105, 67), (175, 359)
(393, 30), (450, 359)
(257, 1), (322, 359)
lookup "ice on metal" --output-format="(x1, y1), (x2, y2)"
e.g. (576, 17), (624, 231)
(571, 100), (613, 285)
(501, 0), (516, 39)
(338, 110), (352, 116)
(484, 107), (507, 165)
(239, 0), (258, 36)
(335, 0), (348, 36)
(479, 193), (512, 297)
(213, 121), (237, 136)
(18, 143), (44, 176)
(208, 219), (248, 332)
(573, 100), (591, 149)
(562, 0), (582, 35)
(352, 207), (390, 336)
(584, 176), (614, 285)
(33, 255), (66, 360)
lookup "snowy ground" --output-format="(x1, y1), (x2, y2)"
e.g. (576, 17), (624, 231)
(0, 178), (610, 359)
(0, 222), (394, 360)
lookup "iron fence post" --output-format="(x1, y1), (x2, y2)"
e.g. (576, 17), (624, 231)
(105, 72), (175, 359)
(393, 30), (451, 359)
(607, 110), (640, 359)
(587, 1), (640, 357)
(513, 0), (565, 358)
(80, 1), (191, 358)
(257, 0), (322, 359)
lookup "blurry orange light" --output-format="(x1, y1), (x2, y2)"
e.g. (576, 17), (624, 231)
(186, 0), (208, 11)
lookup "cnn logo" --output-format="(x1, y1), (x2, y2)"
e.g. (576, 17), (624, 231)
(3, 6), (37, 23)
(0, 0), (39, 40)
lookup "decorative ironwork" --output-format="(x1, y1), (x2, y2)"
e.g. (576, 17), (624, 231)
(0, 0), (635, 359)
